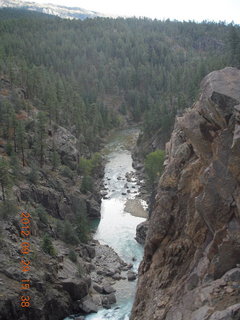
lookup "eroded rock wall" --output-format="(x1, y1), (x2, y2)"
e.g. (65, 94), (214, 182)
(131, 67), (240, 320)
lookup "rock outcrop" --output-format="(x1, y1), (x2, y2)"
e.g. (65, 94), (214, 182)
(131, 67), (240, 320)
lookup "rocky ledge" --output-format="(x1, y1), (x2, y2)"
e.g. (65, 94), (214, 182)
(0, 229), (134, 320)
(131, 67), (240, 320)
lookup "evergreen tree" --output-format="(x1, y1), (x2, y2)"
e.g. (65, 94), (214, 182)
(16, 121), (26, 166)
(0, 158), (11, 201)
(35, 112), (47, 167)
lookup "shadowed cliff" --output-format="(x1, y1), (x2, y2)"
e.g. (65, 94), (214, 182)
(131, 67), (240, 320)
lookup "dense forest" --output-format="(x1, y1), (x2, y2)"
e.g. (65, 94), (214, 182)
(0, 8), (239, 143)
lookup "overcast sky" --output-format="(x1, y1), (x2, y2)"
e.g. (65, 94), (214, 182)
(27, 0), (240, 24)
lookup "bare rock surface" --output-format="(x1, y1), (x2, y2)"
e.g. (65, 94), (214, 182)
(131, 67), (240, 320)
(124, 199), (148, 218)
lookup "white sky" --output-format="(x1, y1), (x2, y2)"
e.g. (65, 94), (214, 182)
(27, 0), (240, 24)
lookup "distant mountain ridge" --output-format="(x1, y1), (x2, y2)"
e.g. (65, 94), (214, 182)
(0, 0), (108, 19)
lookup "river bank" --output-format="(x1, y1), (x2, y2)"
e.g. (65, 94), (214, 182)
(78, 127), (148, 320)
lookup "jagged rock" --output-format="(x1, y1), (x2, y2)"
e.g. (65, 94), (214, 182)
(223, 268), (240, 282)
(61, 279), (89, 301)
(103, 284), (116, 294)
(81, 244), (96, 259)
(53, 126), (79, 167)
(93, 283), (104, 294)
(86, 198), (101, 218)
(135, 221), (149, 245)
(131, 68), (240, 320)
(112, 274), (122, 280)
(209, 303), (240, 320)
(79, 296), (98, 313)
(102, 293), (117, 307)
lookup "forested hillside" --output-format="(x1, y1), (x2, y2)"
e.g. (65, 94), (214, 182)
(0, 8), (238, 144)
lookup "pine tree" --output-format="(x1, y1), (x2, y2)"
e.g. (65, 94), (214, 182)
(16, 121), (26, 166)
(0, 158), (11, 201)
(35, 112), (47, 167)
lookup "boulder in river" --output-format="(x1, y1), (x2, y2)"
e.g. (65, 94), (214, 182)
(127, 271), (137, 281)
(79, 296), (98, 313)
(124, 199), (148, 218)
(102, 293), (117, 308)
(103, 284), (116, 294)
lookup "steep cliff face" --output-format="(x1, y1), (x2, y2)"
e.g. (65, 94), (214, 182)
(131, 67), (240, 320)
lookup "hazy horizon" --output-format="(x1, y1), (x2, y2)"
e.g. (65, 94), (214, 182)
(11, 0), (240, 24)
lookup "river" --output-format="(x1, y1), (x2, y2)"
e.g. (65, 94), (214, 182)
(68, 127), (147, 320)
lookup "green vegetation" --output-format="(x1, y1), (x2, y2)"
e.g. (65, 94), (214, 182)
(60, 165), (74, 180)
(0, 199), (18, 219)
(229, 25), (240, 68)
(78, 153), (102, 176)
(63, 221), (79, 245)
(75, 211), (90, 243)
(68, 249), (77, 263)
(79, 153), (101, 193)
(76, 263), (85, 278)
(28, 163), (40, 184)
(80, 175), (93, 194)
(0, 157), (11, 201)
(51, 149), (61, 170)
(145, 150), (165, 184)
(41, 234), (56, 256)
(0, 9), (235, 144)
(36, 205), (48, 225)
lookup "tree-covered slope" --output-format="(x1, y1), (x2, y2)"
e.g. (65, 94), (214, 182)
(0, 8), (237, 142)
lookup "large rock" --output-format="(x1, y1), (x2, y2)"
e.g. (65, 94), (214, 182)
(131, 68), (240, 320)
(86, 197), (101, 218)
(209, 304), (240, 320)
(135, 221), (149, 245)
(102, 284), (116, 294)
(102, 293), (117, 308)
(20, 184), (70, 219)
(53, 126), (79, 167)
(127, 271), (137, 281)
(61, 278), (89, 301)
(79, 296), (98, 313)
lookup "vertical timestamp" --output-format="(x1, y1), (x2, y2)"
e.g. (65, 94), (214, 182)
(19, 212), (31, 308)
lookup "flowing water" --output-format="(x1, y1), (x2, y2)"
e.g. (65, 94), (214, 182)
(67, 127), (146, 320)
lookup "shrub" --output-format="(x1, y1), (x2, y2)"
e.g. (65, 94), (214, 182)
(78, 157), (92, 175)
(35, 205), (48, 225)
(68, 249), (77, 263)
(0, 200), (18, 219)
(5, 142), (13, 156)
(75, 211), (90, 243)
(145, 150), (165, 184)
(61, 165), (74, 180)
(63, 221), (79, 245)
(28, 164), (39, 184)
(80, 175), (93, 194)
(56, 219), (64, 239)
(41, 234), (56, 256)
(51, 150), (61, 170)
(76, 263), (85, 278)
(78, 153), (102, 176)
